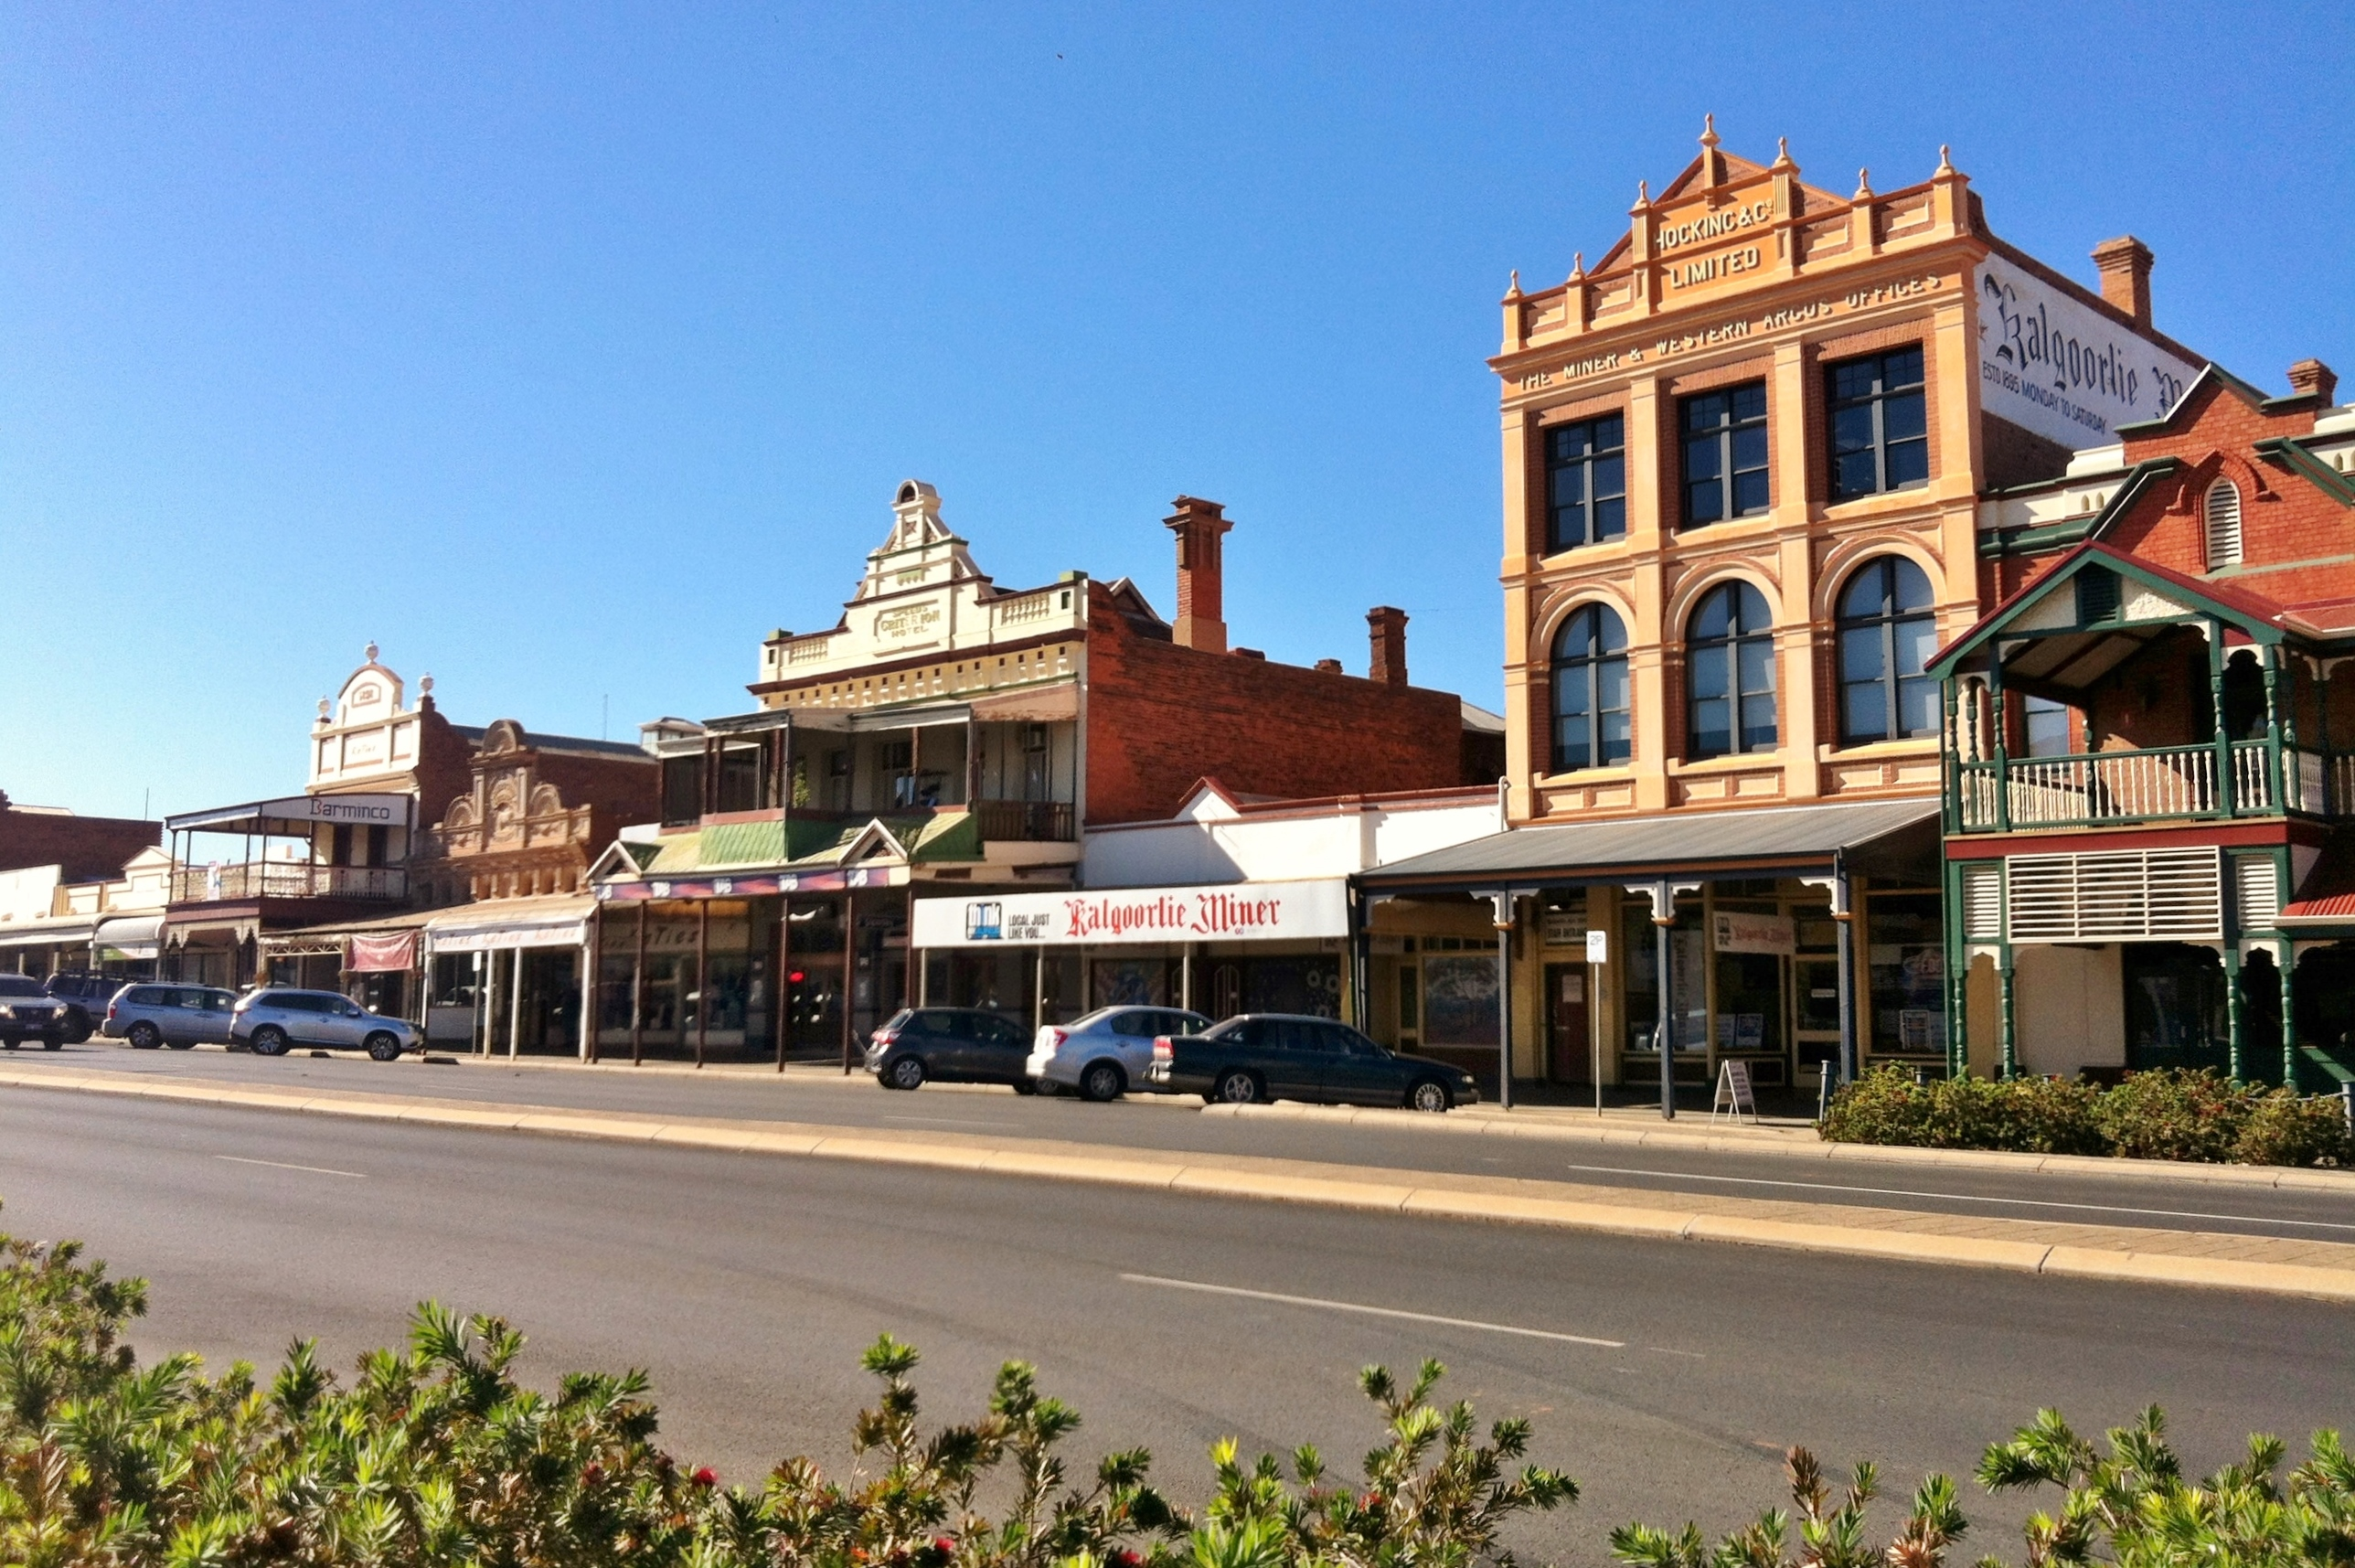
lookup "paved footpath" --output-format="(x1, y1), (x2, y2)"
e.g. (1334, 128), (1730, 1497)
(7, 1045), (2355, 1300)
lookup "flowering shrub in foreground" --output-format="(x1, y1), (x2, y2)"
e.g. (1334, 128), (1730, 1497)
(5, 1214), (2351, 1566)
(1820, 1065), (2352, 1166)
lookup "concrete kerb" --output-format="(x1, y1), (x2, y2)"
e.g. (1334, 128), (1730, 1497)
(7, 1066), (2355, 1301)
(1201, 1102), (2355, 1193)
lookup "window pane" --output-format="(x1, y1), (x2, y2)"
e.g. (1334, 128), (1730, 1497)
(1838, 563), (1886, 621)
(1882, 388), (1926, 442)
(1891, 615), (1935, 677)
(1593, 606), (1626, 652)
(1844, 681), (1890, 743)
(1596, 656), (1628, 709)
(1888, 558), (1933, 612)
(1593, 453), (1624, 502)
(1740, 692), (1777, 752)
(1732, 382), (1766, 421)
(1692, 700), (1730, 757)
(1732, 468), (1770, 515)
(1830, 404), (1875, 455)
(1884, 346), (1924, 387)
(1595, 414), (1625, 450)
(1690, 644), (1728, 700)
(1686, 432), (1721, 482)
(1841, 625), (1886, 684)
(1687, 478), (1722, 525)
(1737, 637), (1776, 694)
(1593, 495), (1625, 539)
(1601, 707), (1631, 763)
(1688, 392), (1724, 432)
(1833, 449), (1879, 497)
(1691, 590), (1732, 642)
(1898, 675), (1941, 740)
(1732, 423), (1768, 471)
(1886, 436), (1929, 489)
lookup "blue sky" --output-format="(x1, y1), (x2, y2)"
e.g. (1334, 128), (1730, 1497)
(4, 2), (2350, 820)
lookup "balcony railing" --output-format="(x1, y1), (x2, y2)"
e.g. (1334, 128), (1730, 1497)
(1952, 741), (2336, 831)
(973, 798), (1075, 842)
(173, 863), (410, 903)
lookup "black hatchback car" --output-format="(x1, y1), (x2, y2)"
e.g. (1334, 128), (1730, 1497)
(864, 1008), (1037, 1092)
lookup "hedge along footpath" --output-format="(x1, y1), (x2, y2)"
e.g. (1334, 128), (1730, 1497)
(6, 1217), (2355, 1568)
(1820, 1065), (2355, 1166)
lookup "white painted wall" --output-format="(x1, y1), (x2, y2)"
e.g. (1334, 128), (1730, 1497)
(2013, 944), (2126, 1077)
(1081, 795), (1503, 889)
(0, 865), (62, 923)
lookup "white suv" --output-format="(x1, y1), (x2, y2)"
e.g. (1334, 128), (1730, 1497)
(232, 988), (420, 1061)
(1028, 1005), (1211, 1101)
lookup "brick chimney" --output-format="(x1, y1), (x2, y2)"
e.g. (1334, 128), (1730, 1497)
(2287, 359), (2339, 406)
(2090, 236), (2154, 331)
(1164, 496), (1233, 653)
(1368, 606), (1408, 688)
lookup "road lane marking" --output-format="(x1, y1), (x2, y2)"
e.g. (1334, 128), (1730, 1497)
(1559, 1163), (2355, 1232)
(882, 1115), (1018, 1130)
(215, 1155), (367, 1179)
(1119, 1273), (1624, 1347)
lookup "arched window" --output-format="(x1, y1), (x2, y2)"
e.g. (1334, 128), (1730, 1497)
(1550, 605), (1631, 773)
(2205, 479), (2243, 568)
(1837, 557), (1938, 744)
(1687, 582), (1775, 759)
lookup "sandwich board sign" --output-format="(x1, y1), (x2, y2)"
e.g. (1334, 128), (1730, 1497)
(1711, 1059), (1758, 1123)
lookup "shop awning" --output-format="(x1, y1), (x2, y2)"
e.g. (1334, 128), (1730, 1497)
(1357, 797), (1943, 894)
(424, 894), (595, 954)
(92, 914), (165, 960)
(2279, 842), (2355, 928)
(0, 914), (101, 951)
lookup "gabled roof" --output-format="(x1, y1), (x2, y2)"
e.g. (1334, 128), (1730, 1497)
(1927, 543), (2299, 681)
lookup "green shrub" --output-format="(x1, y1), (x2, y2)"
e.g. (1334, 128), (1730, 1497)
(1615, 1406), (2355, 1568)
(1818, 1067), (2103, 1155)
(0, 1213), (1571, 1568)
(2095, 1067), (2254, 1162)
(2234, 1088), (2355, 1168)
(1823, 1065), (2352, 1167)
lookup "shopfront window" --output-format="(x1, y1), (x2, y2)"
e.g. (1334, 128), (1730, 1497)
(1418, 954), (1497, 1047)
(1867, 891), (1945, 1056)
(2123, 943), (2230, 1073)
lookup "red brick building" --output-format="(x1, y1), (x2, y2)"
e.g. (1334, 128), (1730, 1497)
(1935, 358), (2355, 1085)
(0, 793), (159, 885)
(589, 480), (1497, 1064)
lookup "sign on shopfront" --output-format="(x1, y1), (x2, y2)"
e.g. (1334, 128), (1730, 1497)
(1711, 910), (1796, 955)
(912, 879), (1348, 948)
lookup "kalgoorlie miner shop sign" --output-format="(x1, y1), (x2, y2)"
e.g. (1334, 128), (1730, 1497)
(1975, 256), (2199, 448)
(912, 879), (1349, 947)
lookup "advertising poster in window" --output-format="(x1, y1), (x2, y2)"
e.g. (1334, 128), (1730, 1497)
(1091, 958), (1168, 1009)
(1420, 955), (1499, 1046)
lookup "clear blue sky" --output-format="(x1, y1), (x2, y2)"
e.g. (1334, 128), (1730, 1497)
(5, 2), (2349, 821)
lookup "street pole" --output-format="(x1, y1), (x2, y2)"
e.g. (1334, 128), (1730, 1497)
(1490, 891), (1514, 1111)
(1655, 893), (1675, 1120)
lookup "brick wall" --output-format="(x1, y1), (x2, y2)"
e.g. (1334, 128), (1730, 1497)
(0, 802), (159, 883)
(1082, 585), (1471, 825)
(527, 748), (661, 855)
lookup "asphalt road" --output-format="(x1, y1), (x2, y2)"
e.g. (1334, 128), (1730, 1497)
(1, 1090), (2349, 1566)
(13, 1041), (2355, 1243)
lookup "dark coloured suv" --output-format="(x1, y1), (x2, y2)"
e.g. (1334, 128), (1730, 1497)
(0, 974), (72, 1049)
(44, 973), (126, 1043)
(863, 1008), (1036, 1092)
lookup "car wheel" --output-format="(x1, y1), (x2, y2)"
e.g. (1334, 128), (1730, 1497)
(62, 1009), (95, 1044)
(1009, 1077), (1039, 1095)
(127, 1021), (163, 1050)
(1407, 1078), (1453, 1114)
(40, 1034), (64, 1051)
(0, 1037), (16, 1050)
(249, 1026), (290, 1058)
(1213, 1069), (1263, 1105)
(166, 1039), (197, 1050)
(887, 1054), (926, 1091)
(1079, 1061), (1126, 1103)
(364, 1031), (402, 1062)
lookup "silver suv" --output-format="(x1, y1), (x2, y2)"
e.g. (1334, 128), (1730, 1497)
(1027, 1005), (1211, 1101)
(231, 988), (419, 1061)
(104, 984), (238, 1050)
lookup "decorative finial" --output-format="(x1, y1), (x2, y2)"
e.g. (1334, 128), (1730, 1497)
(1569, 251), (1586, 282)
(317, 697), (331, 720)
(1936, 144), (1955, 176)
(1506, 269), (1521, 298)
(1700, 112), (1720, 149)
(420, 673), (434, 696)
(364, 640), (379, 663)
(1854, 167), (1873, 199)
(1772, 136), (1796, 172)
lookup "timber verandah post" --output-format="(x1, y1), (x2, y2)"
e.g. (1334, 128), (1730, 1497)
(1988, 658), (2011, 834)
(2210, 621), (2235, 818)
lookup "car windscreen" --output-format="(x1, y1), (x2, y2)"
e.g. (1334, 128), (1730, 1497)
(0, 976), (46, 997)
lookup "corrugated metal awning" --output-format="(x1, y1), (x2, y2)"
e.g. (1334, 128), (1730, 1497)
(1358, 797), (1942, 891)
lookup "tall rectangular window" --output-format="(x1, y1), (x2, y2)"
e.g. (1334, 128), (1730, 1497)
(1827, 347), (1928, 499)
(1543, 414), (1625, 551)
(1681, 381), (1769, 526)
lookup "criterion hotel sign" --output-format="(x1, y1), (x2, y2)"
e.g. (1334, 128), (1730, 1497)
(912, 878), (1349, 948)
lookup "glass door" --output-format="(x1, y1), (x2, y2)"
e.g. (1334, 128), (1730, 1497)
(1794, 957), (1841, 1088)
